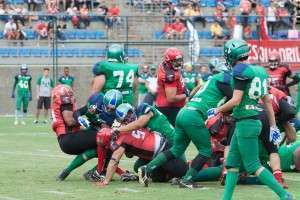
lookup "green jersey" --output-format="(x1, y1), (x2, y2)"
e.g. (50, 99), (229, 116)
(138, 73), (150, 94)
(14, 74), (32, 95)
(182, 71), (198, 91)
(187, 72), (232, 118)
(137, 103), (174, 142)
(93, 60), (139, 104)
(58, 75), (74, 87)
(232, 64), (268, 119)
(279, 141), (300, 172)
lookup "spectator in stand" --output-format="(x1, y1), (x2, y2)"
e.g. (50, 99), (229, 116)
(284, 0), (296, 28)
(214, 2), (226, 27)
(105, 3), (120, 29)
(47, 1), (59, 14)
(11, 5), (28, 26)
(79, 4), (90, 28)
(3, 18), (18, 40)
(98, 4), (108, 23)
(163, 2), (180, 24)
(163, 21), (173, 39)
(239, 0), (252, 28)
(35, 21), (48, 46)
(267, 3), (277, 35)
(185, 3), (206, 28)
(27, 0), (37, 11)
(171, 17), (186, 39)
(276, 4), (292, 28)
(210, 21), (223, 46)
(226, 10), (237, 35)
(243, 25), (252, 39)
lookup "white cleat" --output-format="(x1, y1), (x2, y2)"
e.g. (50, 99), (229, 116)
(14, 120), (19, 125)
(21, 121), (26, 125)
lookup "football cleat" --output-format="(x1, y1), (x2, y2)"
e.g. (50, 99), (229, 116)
(170, 177), (180, 186)
(120, 171), (138, 182)
(14, 120), (19, 125)
(83, 169), (105, 182)
(283, 193), (294, 200)
(178, 179), (203, 189)
(21, 120), (26, 125)
(34, 120), (38, 124)
(56, 169), (70, 181)
(138, 166), (149, 187)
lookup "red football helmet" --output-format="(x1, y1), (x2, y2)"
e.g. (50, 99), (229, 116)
(269, 52), (280, 69)
(52, 84), (74, 105)
(163, 47), (183, 70)
(205, 113), (229, 140)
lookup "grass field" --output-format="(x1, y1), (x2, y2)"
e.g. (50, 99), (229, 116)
(0, 117), (300, 200)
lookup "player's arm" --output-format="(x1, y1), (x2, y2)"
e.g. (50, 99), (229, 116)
(91, 75), (106, 95)
(11, 76), (18, 97)
(216, 81), (233, 99)
(261, 94), (276, 127)
(165, 85), (186, 103)
(189, 84), (201, 100)
(216, 78), (245, 113)
(28, 76), (32, 94)
(62, 104), (78, 126)
(282, 122), (296, 144)
(102, 146), (125, 185)
(118, 112), (153, 133)
(73, 105), (88, 121)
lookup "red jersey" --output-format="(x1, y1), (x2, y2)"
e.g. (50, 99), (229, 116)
(51, 86), (80, 136)
(267, 65), (291, 94)
(269, 86), (287, 114)
(113, 128), (165, 160)
(156, 64), (185, 108)
(171, 22), (185, 33)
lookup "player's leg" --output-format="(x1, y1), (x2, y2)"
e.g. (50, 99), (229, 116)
(58, 129), (98, 155)
(180, 110), (212, 187)
(43, 97), (51, 123)
(35, 97), (43, 123)
(192, 165), (222, 182)
(134, 158), (149, 173)
(14, 93), (22, 125)
(21, 93), (29, 125)
(161, 156), (188, 178)
(57, 149), (97, 181)
(237, 120), (289, 199)
(223, 133), (241, 200)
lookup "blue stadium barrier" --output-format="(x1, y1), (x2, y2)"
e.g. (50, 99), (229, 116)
(200, 48), (223, 57)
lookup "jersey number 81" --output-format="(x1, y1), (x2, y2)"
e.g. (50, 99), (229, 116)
(249, 77), (268, 100)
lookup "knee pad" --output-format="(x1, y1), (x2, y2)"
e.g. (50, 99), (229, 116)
(191, 154), (209, 171)
(163, 150), (175, 160)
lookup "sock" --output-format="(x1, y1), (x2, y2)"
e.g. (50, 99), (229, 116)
(183, 154), (209, 182)
(65, 149), (97, 172)
(222, 170), (239, 200)
(15, 110), (20, 121)
(146, 153), (168, 173)
(257, 168), (287, 198)
(192, 166), (222, 182)
(116, 167), (125, 176)
(273, 169), (283, 182)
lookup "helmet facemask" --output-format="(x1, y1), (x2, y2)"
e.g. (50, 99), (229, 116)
(170, 57), (183, 71)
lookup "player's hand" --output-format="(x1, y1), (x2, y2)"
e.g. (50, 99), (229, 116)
(78, 116), (90, 128)
(95, 180), (109, 188)
(207, 108), (218, 119)
(120, 171), (138, 182)
(28, 93), (32, 101)
(269, 126), (282, 145)
(11, 93), (15, 98)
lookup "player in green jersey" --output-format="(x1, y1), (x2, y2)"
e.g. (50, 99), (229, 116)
(58, 67), (74, 88)
(181, 62), (201, 94)
(91, 44), (139, 105)
(11, 64), (32, 125)
(208, 39), (292, 200)
(138, 62), (233, 188)
(279, 141), (300, 172)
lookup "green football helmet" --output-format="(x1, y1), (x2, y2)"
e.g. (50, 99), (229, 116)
(103, 89), (123, 113)
(107, 44), (125, 63)
(224, 39), (250, 67)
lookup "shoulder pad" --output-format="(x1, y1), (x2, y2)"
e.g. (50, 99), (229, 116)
(136, 103), (152, 117)
(92, 61), (106, 76)
(233, 63), (249, 80)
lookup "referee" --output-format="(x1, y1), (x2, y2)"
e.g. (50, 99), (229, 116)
(34, 67), (54, 124)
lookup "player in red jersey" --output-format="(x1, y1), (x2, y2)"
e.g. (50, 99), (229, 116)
(267, 52), (300, 95)
(52, 84), (98, 155)
(156, 47), (188, 125)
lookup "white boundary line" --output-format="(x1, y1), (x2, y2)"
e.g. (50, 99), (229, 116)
(0, 196), (22, 200)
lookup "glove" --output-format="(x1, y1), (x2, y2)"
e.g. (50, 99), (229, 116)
(11, 93), (15, 98)
(120, 171), (138, 182)
(28, 93), (32, 101)
(78, 116), (90, 128)
(207, 108), (218, 119)
(269, 126), (282, 145)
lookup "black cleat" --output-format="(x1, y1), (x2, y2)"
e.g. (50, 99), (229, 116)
(178, 179), (203, 189)
(56, 169), (70, 181)
(138, 166), (149, 187)
(83, 169), (105, 182)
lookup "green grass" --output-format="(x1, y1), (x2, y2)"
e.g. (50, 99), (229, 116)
(0, 117), (299, 200)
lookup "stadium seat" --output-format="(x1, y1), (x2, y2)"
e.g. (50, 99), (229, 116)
(223, 0), (234, 8)
(24, 30), (37, 39)
(8, 48), (18, 57)
(261, 0), (270, 7)
(95, 31), (105, 39)
(18, 48), (31, 57)
(64, 31), (76, 40)
(31, 48), (42, 57)
(40, 48), (49, 57)
(0, 32), (3, 39)
(206, 0), (217, 7)
(154, 31), (164, 39)
(75, 30), (87, 39)
(86, 31), (96, 39)
(277, 30), (288, 39)
(0, 48), (9, 57)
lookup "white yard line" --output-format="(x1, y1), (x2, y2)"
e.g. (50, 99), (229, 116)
(116, 188), (140, 193)
(43, 190), (72, 196)
(0, 151), (68, 159)
(0, 196), (22, 200)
